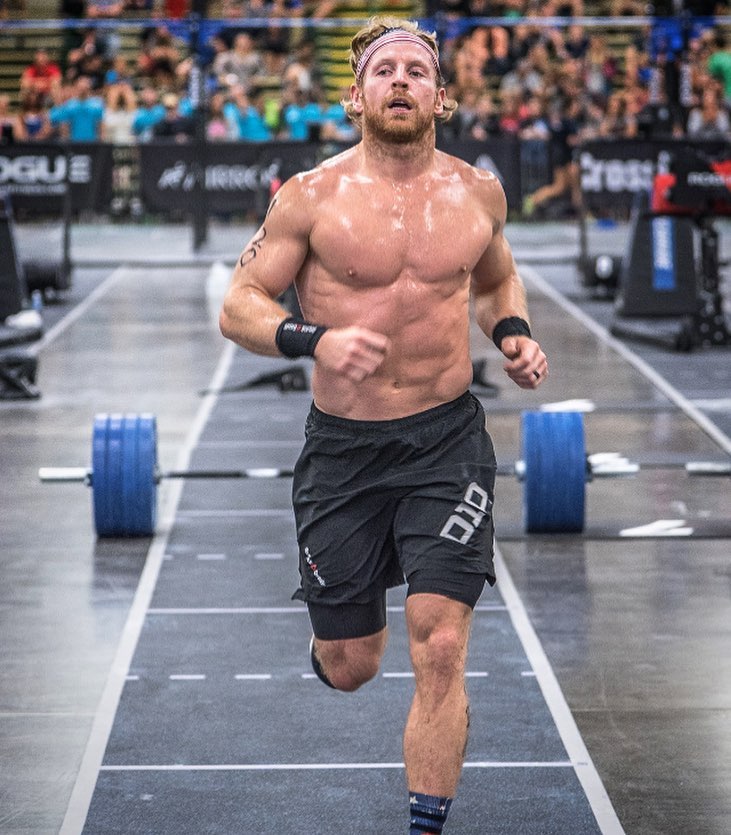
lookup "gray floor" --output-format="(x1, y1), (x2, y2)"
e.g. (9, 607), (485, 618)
(1, 219), (729, 834)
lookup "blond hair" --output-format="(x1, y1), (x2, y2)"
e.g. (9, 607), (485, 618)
(342, 16), (457, 125)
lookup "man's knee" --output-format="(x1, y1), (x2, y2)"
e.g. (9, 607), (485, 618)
(325, 655), (380, 693)
(407, 595), (472, 684)
(312, 632), (386, 692)
(413, 624), (467, 678)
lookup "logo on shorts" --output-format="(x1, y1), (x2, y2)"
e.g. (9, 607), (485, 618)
(439, 482), (490, 545)
(304, 546), (326, 587)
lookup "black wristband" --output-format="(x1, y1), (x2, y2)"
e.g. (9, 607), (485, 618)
(275, 317), (328, 358)
(492, 316), (532, 351)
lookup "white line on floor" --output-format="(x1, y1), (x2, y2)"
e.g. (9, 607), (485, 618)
(169, 674), (206, 681)
(147, 607), (309, 615)
(30, 266), (129, 357)
(99, 760), (574, 772)
(59, 340), (237, 835)
(494, 547), (625, 834)
(234, 674), (272, 681)
(144, 605), (508, 615)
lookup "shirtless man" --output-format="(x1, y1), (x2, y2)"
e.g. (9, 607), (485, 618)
(220, 17), (547, 834)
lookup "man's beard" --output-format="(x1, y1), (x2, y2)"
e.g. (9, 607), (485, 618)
(363, 98), (435, 144)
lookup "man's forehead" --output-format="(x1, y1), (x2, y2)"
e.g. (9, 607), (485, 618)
(356, 29), (440, 82)
(367, 41), (435, 67)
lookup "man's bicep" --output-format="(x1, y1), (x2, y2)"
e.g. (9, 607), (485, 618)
(470, 227), (528, 340)
(471, 230), (517, 298)
(232, 191), (311, 299)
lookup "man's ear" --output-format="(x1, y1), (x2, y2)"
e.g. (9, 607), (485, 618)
(350, 83), (363, 114)
(434, 87), (446, 117)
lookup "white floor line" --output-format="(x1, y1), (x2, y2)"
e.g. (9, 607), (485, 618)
(29, 266), (129, 357)
(520, 264), (731, 455)
(494, 547), (625, 835)
(144, 605), (508, 615)
(147, 606), (309, 615)
(99, 760), (574, 772)
(59, 340), (237, 835)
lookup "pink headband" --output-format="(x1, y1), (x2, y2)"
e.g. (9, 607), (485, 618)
(355, 29), (440, 84)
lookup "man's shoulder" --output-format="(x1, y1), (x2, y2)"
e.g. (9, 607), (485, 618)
(435, 149), (503, 191)
(292, 145), (359, 189)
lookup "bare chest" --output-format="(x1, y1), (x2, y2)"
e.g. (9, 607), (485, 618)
(309, 181), (491, 287)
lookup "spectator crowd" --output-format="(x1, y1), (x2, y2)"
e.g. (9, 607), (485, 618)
(0, 0), (729, 217)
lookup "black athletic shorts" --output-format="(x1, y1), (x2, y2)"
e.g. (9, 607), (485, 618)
(291, 391), (497, 640)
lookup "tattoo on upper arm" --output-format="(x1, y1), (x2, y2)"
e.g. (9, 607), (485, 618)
(239, 226), (266, 268)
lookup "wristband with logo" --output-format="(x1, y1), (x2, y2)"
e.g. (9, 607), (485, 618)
(275, 317), (328, 358)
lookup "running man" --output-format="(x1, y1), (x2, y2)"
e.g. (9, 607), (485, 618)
(220, 16), (547, 834)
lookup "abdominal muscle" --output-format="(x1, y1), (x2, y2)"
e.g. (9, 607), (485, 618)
(311, 357), (474, 421)
(301, 270), (475, 421)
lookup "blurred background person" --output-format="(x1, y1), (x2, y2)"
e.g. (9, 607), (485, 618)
(0, 94), (24, 143)
(598, 90), (638, 138)
(49, 76), (105, 140)
(686, 85), (731, 138)
(20, 49), (62, 101)
(17, 90), (53, 140)
(132, 84), (164, 141)
(207, 90), (237, 141)
(223, 84), (272, 141)
(102, 80), (137, 143)
(152, 92), (195, 142)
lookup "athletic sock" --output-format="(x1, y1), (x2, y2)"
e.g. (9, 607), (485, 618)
(409, 791), (453, 834)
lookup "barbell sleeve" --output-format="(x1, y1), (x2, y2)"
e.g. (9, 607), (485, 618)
(685, 461), (731, 476)
(38, 467), (91, 484)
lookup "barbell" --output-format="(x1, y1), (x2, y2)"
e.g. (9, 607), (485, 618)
(38, 411), (730, 538)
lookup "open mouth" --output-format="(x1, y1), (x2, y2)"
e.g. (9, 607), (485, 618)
(387, 98), (412, 112)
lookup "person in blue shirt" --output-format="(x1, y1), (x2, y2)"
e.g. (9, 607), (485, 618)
(280, 86), (325, 141)
(319, 98), (358, 142)
(132, 85), (165, 141)
(223, 85), (272, 142)
(49, 77), (104, 141)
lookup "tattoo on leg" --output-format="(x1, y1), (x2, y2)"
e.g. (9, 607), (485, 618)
(463, 700), (470, 760)
(239, 226), (267, 268)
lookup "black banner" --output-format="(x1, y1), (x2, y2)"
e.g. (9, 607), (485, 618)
(139, 138), (523, 214)
(139, 141), (329, 214)
(0, 143), (113, 214)
(578, 139), (728, 212)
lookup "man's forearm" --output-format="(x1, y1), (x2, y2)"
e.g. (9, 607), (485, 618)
(473, 273), (530, 349)
(219, 284), (291, 357)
